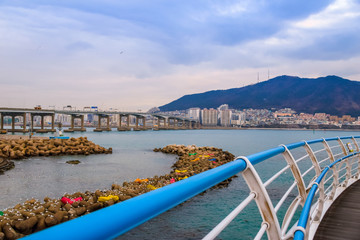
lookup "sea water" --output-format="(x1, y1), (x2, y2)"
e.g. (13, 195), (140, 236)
(1, 129), (359, 239)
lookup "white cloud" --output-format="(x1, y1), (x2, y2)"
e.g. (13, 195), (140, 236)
(295, 0), (360, 29)
(0, 0), (359, 111)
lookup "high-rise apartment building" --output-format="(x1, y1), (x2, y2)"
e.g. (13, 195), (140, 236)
(187, 108), (201, 121)
(220, 109), (232, 126)
(201, 108), (218, 126)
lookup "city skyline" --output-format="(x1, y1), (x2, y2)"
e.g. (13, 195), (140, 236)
(1, 0), (360, 111)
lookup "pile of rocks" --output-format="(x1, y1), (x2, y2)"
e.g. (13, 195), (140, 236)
(0, 137), (112, 160)
(0, 145), (235, 239)
(0, 158), (14, 174)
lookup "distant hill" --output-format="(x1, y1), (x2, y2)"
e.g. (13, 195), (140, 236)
(159, 75), (360, 116)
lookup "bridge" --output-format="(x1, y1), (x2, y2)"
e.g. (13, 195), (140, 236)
(19, 135), (360, 240)
(0, 107), (200, 133)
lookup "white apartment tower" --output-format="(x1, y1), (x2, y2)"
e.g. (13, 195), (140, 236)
(201, 108), (218, 126)
(187, 108), (201, 121)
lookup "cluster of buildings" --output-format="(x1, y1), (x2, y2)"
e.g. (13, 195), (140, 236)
(160, 105), (360, 128)
(3, 105), (359, 129)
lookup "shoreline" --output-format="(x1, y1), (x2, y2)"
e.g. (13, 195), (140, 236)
(0, 135), (46, 140)
(200, 126), (360, 131)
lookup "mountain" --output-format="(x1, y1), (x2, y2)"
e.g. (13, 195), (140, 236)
(159, 75), (360, 116)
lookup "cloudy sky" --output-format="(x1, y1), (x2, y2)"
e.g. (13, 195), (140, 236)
(1, 0), (359, 111)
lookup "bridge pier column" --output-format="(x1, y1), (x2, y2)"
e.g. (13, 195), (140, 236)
(106, 116), (110, 130)
(31, 114), (34, 132)
(94, 115), (111, 132)
(80, 115), (84, 130)
(51, 114), (55, 131)
(135, 116), (139, 130)
(41, 116), (44, 130)
(11, 116), (15, 131)
(0, 114), (5, 134)
(94, 115), (103, 132)
(64, 115), (75, 132)
(174, 119), (178, 129)
(71, 115), (75, 129)
(0, 114), (3, 130)
(23, 113), (27, 131)
(142, 117), (146, 129)
(117, 115), (129, 131)
(118, 114), (122, 129)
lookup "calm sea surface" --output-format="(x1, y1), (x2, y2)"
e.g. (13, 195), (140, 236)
(1, 129), (359, 239)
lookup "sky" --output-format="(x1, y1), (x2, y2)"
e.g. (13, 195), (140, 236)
(1, 0), (360, 111)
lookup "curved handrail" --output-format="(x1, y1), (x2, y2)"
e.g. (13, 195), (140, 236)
(293, 152), (359, 240)
(21, 136), (360, 240)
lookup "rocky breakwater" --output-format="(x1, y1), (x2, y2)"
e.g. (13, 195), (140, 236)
(0, 137), (112, 173)
(0, 158), (14, 174)
(0, 145), (234, 239)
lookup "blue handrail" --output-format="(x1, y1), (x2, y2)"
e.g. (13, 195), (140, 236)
(21, 136), (360, 240)
(293, 152), (359, 240)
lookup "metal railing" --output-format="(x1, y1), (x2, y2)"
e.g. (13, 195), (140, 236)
(22, 136), (360, 240)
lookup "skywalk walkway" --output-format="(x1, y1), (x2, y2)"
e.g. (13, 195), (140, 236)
(314, 179), (360, 240)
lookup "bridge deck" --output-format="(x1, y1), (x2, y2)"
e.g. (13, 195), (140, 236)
(314, 179), (360, 240)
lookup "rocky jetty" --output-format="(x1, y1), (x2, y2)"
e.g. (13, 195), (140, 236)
(0, 145), (234, 239)
(0, 137), (112, 173)
(0, 158), (14, 174)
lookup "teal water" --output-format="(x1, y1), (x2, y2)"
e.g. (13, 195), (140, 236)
(1, 129), (359, 239)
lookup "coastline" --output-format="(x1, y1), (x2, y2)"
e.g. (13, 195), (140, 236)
(0, 135), (46, 140)
(200, 125), (360, 131)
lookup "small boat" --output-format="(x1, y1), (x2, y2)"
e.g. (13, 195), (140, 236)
(49, 136), (70, 139)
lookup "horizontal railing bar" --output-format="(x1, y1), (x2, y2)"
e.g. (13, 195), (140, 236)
(312, 148), (326, 154)
(324, 174), (333, 185)
(318, 157), (330, 165)
(264, 165), (290, 187)
(275, 181), (297, 212)
(324, 184), (332, 195)
(254, 223), (268, 240)
(301, 165), (315, 178)
(338, 165), (347, 172)
(203, 193), (256, 240)
(295, 154), (309, 163)
(281, 197), (302, 236)
(306, 139), (324, 144)
(333, 152), (343, 158)
(246, 146), (285, 165)
(338, 172), (347, 180)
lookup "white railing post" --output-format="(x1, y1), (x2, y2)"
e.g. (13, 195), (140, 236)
(303, 142), (322, 177)
(302, 142), (324, 222)
(241, 157), (282, 240)
(322, 138), (338, 200)
(351, 137), (360, 178)
(280, 145), (310, 237)
(337, 137), (351, 186)
(280, 145), (307, 204)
